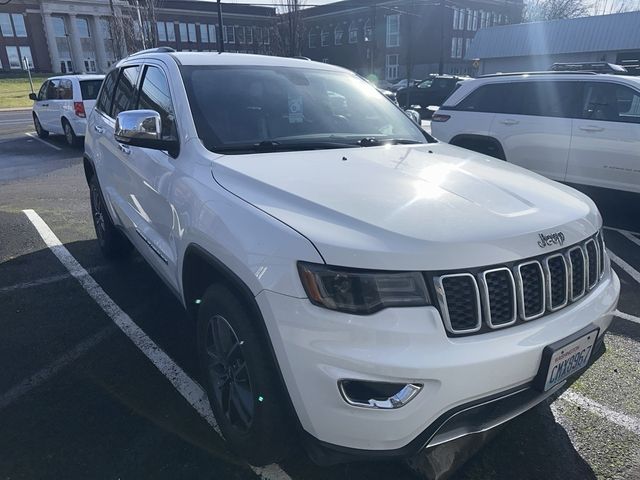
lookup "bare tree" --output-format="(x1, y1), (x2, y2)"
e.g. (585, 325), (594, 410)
(108, 0), (159, 58)
(590, 0), (638, 15)
(523, 0), (590, 21)
(275, 0), (306, 57)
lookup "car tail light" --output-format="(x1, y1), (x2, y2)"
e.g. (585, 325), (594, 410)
(431, 113), (450, 122)
(74, 101), (86, 118)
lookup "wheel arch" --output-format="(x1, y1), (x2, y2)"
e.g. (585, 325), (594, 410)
(83, 153), (96, 186)
(450, 134), (506, 160)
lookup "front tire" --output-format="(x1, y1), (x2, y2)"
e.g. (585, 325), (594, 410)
(89, 175), (132, 259)
(33, 114), (49, 138)
(197, 284), (292, 466)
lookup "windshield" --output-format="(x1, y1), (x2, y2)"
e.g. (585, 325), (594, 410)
(79, 80), (103, 100)
(181, 65), (431, 153)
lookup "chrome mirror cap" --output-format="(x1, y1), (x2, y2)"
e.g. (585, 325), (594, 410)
(115, 109), (161, 144)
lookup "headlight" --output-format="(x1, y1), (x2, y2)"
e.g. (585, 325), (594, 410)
(297, 262), (431, 314)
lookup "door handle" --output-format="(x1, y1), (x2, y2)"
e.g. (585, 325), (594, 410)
(499, 119), (519, 126)
(579, 125), (604, 132)
(119, 144), (131, 155)
(94, 125), (104, 134)
(41, 103), (49, 107)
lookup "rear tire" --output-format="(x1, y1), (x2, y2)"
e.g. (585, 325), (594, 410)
(62, 118), (80, 147)
(89, 175), (132, 259)
(197, 284), (292, 466)
(33, 114), (49, 138)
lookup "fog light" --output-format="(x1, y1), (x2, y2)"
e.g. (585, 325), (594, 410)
(338, 380), (422, 409)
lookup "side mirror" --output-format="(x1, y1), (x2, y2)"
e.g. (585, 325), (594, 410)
(29, 93), (37, 101)
(115, 110), (178, 153)
(404, 109), (421, 125)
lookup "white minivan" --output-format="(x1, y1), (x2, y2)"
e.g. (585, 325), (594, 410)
(431, 72), (640, 196)
(31, 74), (104, 146)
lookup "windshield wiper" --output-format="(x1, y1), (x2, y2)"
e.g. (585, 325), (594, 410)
(358, 137), (423, 147)
(214, 139), (359, 154)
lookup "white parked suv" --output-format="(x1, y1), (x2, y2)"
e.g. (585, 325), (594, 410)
(31, 74), (104, 146)
(83, 50), (620, 466)
(431, 72), (640, 196)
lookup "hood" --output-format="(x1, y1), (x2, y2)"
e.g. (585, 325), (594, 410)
(211, 143), (600, 270)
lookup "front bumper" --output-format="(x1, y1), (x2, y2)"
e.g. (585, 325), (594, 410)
(255, 269), (619, 459)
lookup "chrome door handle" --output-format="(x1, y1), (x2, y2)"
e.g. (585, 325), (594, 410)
(94, 125), (104, 134)
(579, 125), (604, 132)
(119, 144), (131, 155)
(41, 103), (49, 107)
(500, 119), (519, 126)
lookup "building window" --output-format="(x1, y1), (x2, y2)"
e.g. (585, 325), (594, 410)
(458, 9), (465, 30)
(386, 14), (399, 47)
(472, 10), (478, 31)
(157, 21), (167, 41)
(263, 27), (270, 44)
(12, 14), (27, 37)
(452, 8), (458, 30)
(199, 23), (208, 42)
(188, 23), (196, 42)
(209, 24), (216, 43)
(166, 22), (175, 41)
(237, 26), (245, 44)
(179, 23), (188, 42)
(348, 21), (357, 43)
(498, 14), (504, 24)
(100, 19), (111, 39)
(465, 38), (471, 56)
(224, 25), (235, 43)
(0, 14), (13, 37)
(320, 28), (329, 47)
(385, 53), (399, 80)
(466, 9), (472, 30)
(246, 26), (253, 44)
(451, 37), (464, 58)
(20, 46), (33, 69)
(308, 29), (318, 48)
(76, 17), (90, 37)
(364, 18), (372, 41)
(334, 25), (343, 45)
(6, 46), (20, 69)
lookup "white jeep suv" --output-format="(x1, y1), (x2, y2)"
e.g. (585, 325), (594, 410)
(84, 50), (620, 466)
(431, 72), (640, 196)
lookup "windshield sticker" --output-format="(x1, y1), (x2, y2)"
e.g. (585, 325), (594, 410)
(288, 95), (303, 123)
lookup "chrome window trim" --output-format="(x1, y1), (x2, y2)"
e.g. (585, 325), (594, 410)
(566, 246), (586, 301)
(434, 273), (482, 334)
(478, 267), (517, 329)
(585, 239), (599, 290)
(515, 260), (545, 320)
(597, 231), (606, 279)
(543, 253), (569, 312)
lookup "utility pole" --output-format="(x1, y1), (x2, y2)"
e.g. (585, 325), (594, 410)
(438, 0), (445, 74)
(217, 0), (224, 52)
(134, 0), (146, 49)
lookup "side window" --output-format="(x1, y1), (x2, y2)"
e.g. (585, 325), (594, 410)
(37, 81), (48, 101)
(137, 65), (177, 141)
(110, 65), (141, 118)
(581, 82), (640, 124)
(59, 79), (73, 100)
(96, 69), (119, 117)
(518, 81), (580, 118)
(456, 83), (520, 113)
(46, 79), (60, 100)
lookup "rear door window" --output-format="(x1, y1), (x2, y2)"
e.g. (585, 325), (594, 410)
(456, 83), (521, 113)
(110, 65), (141, 118)
(80, 80), (103, 100)
(96, 69), (119, 117)
(518, 81), (581, 118)
(58, 79), (73, 100)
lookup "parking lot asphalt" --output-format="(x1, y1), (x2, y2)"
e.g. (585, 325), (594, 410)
(1, 111), (639, 480)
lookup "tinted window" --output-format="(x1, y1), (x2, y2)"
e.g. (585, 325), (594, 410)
(96, 69), (119, 116)
(80, 80), (103, 100)
(111, 66), (140, 118)
(46, 79), (60, 100)
(581, 82), (640, 124)
(518, 81), (580, 118)
(37, 81), (48, 101)
(182, 66), (429, 152)
(137, 66), (177, 141)
(456, 83), (520, 113)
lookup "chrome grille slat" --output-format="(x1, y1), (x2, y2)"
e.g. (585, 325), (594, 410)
(435, 232), (605, 336)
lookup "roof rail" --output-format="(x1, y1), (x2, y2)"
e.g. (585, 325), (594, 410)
(128, 46), (176, 57)
(479, 71), (598, 78)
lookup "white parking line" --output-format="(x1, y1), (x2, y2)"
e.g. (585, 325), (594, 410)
(559, 390), (640, 437)
(615, 310), (640, 325)
(0, 266), (108, 294)
(0, 326), (114, 410)
(25, 131), (62, 151)
(608, 249), (640, 285)
(22, 209), (292, 480)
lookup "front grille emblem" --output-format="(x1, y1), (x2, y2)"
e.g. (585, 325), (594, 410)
(538, 231), (565, 248)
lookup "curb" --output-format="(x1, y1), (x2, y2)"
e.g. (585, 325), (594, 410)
(0, 107), (32, 112)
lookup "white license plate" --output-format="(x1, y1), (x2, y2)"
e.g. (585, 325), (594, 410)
(542, 330), (598, 391)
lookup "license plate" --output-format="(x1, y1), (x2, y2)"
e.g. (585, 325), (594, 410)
(535, 328), (599, 392)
